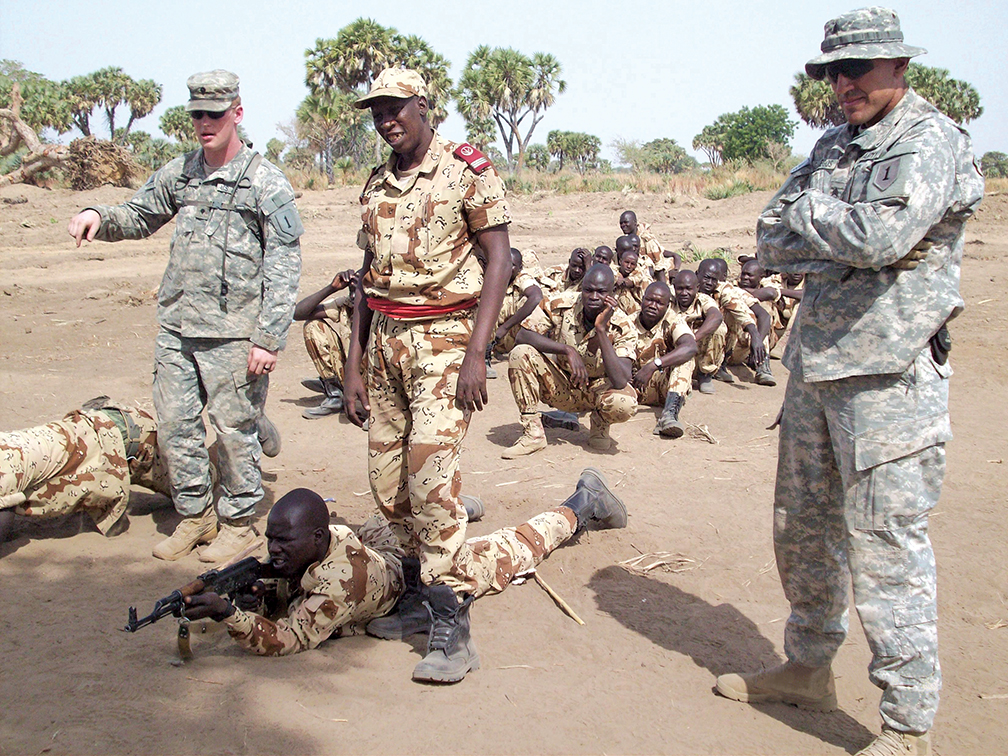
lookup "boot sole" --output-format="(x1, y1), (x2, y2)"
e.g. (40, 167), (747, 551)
(714, 679), (837, 712)
(412, 653), (481, 684)
(365, 618), (430, 640)
(658, 424), (684, 439)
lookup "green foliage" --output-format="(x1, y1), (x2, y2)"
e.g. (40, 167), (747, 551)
(546, 130), (600, 174)
(639, 138), (698, 174)
(265, 138), (286, 164)
(159, 104), (194, 144)
(0, 60), (72, 136)
(455, 46), (566, 173)
(681, 246), (732, 264)
(704, 179), (756, 200)
(60, 66), (162, 141)
(120, 129), (185, 170)
(981, 151), (1008, 179)
(791, 63), (983, 129)
(525, 143), (550, 171)
(696, 105), (796, 165)
(294, 90), (371, 181)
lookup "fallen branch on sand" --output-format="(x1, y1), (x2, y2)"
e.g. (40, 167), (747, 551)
(618, 551), (698, 575)
(686, 422), (718, 444)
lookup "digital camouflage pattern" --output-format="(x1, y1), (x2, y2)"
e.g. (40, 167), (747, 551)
(89, 143), (302, 352)
(225, 517), (405, 655)
(357, 132), (511, 310)
(672, 291), (727, 377)
(154, 331), (268, 521)
(804, 7), (926, 80)
(758, 89), (983, 381)
(0, 406), (166, 533)
(632, 310), (694, 405)
(756, 81), (983, 733)
(224, 507), (577, 655)
(303, 292), (354, 383)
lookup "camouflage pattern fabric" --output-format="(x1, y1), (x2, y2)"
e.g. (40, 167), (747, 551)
(302, 293), (353, 383)
(757, 87), (983, 733)
(153, 330), (267, 520)
(1, 406), (165, 533)
(494, 272), (551, 354)
(673, 292), (727, 377)
(224, 517), (405, 655)
(357, 131), (511, 310)
(637, 221), (672, 274)
(224, 507), (576, 655)
(548, 296), (639, 379)
(89, 143), (302, 351)
(507, 344), (637, 423)
(632, 310), (694, 405)
(614, 267), (650, 316)
(537, 264), (582, 294)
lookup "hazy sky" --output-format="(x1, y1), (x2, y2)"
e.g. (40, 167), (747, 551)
(2, 0), (1004, 163)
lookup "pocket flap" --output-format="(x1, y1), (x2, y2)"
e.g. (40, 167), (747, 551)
(854, 413), (952, 471)
(893, 602), (937, 627)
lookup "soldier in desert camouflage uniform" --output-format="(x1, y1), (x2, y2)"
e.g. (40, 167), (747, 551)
(619, 210), (681, 281)
(294, 269), (358, 418)
(671, 269), (726, 395)
(714, 9), (984, 755)
(68, 70), (303, 564)
(539, 247), (590, 294)
(629, 281), (697, 438)
(697, 258), (775, 386)
(0, 399), (167, 545)
(489, 248), (550, 355)
(504, 263), (638, 458)
(343, 68), (513, 684)
(184, 470), (627, 655)
(613, 238), (651, 316)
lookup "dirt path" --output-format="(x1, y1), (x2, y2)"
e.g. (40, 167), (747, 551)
(1, 183), (1005, 755)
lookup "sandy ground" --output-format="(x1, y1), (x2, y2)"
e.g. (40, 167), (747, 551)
(0, 181), (1006, 755)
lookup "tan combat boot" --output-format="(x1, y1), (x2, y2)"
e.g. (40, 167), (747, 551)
(198, 516), (258, 564)
(588, 410), (613, 450)
(152, 508), (218, 561)
(715, 661), (837, 711)
(855, 729), (931, 756)
(502, 413), (547, 458)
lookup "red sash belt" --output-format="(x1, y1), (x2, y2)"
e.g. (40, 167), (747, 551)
(366, 297), (477, 320)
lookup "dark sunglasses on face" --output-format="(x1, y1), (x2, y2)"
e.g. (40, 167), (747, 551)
(825, 59), (875, 83)
(189, 109), (229, 121)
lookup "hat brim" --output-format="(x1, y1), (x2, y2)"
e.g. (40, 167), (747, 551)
(805, 43), (926, 80)
(354, 88), (424, 109)
(185, 99), (234, 113)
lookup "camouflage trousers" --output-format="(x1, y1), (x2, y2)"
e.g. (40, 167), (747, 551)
(0, 411), (129, 533)
(153, 329), (267, 521)
(775, 348), (950, 733)
(694, 322), (727, 376)
(367, 312), (480, 594)
(302, 312), (352, 384)
(635, 358), (695, 406)
(507, 344), (638, 423)
(725, 321), (770, 366)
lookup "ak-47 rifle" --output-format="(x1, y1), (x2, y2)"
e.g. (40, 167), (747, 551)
(124, 556), (265, 633)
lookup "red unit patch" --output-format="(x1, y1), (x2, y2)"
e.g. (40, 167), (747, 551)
(453, 143), (492, 173)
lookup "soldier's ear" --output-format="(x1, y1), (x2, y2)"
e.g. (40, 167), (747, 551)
(416, 96), (429, 119)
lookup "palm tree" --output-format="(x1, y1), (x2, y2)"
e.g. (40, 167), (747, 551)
(789, 73), (844, 129)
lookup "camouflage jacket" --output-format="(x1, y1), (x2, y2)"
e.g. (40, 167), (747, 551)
(224, 516), (404, 655)
(547, 294), (638, 381)
(672, 291), (721, 332)
(90, 144), (303, 351)
(632, 310), (692, 368)
(757, 89), (984, 381)
(357, 132), (511, 308)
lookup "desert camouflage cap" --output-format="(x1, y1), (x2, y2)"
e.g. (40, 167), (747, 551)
(354, 68), (429, 109)
(186, 70), (240, 112)
(805, 7), (926, 80)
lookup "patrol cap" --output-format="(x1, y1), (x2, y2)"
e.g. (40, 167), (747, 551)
(805, 7), (926, 80)
(186, 70), (240, 112)
(354, 68), (429, 109)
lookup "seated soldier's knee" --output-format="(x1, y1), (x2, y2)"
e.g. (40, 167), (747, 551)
(508, 343), (539, 370)
(598, 388), (637, 423)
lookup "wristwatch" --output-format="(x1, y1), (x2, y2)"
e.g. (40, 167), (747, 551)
(653, 357), (663, 369)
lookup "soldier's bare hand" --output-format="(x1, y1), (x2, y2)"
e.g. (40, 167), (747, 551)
(333, 269), (356, 290)
(68, 209), (101, 247)
(457, 352), (488, 412)
(594, 296), (617, 333)
(184, 592), (235, 622)
(247, 346), (278, 375)
(749, 340), (767, 368)
(891, 240), (933, 270)
(631, 362), (656, 390)
(343, 372), (371, 428)
(566, 347), (589, 389)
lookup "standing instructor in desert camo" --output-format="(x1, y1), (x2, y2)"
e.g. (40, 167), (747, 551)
(67, 70), (303, 565)
(343, 68), (513, 684)
(714, 8), (984, 756)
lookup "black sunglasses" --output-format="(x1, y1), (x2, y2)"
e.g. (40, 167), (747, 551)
(189, 109), (230, 121)
(825, 59), (875, 83)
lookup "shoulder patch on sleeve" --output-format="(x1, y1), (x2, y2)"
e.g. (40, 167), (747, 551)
(453, 143), (492, 173)
(871, 155), (903, 192)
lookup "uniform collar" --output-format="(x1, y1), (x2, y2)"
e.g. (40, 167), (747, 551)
(636, 311), (664, 335)
(298, 524), (340, 594)
(848, 88), (917, 152)
(187, 142), (254, 183)
(380, 130), (446, 192)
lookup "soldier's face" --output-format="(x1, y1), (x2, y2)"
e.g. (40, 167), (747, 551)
(698, 265), (719, 296)
(568, 251), (586, 280)
(674, 276), (699, 309)
(641, 286), (669, 324)
(619, 213), (636, 235)
(581, 273), (612, 319)
(265, 513), (319, 580)
(830, 57), (908, 127)
(593, 248), (613, 266)
(618, 251), (638, 276)
(192, 105), (242, 152)
(739, 264), (763, 289)
(371, 95), (428, 155)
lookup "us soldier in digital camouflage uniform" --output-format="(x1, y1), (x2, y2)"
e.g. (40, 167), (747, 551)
(342, 68), (512, 684)
(0, 399), (167, 546)
(68, 70), (303, 564)
(504, 263), (638, 458)
(714, 9), (984, 755)
(629, 281), (697, 438)
(293, 269), (358, 418)
(671, 269), (726, 395)
(182, 470), (627, 655)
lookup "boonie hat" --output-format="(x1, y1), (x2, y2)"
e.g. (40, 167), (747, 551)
(805, 7), (926, 80)
(186, 70), (240, 112)
(354, 68), (429, 109)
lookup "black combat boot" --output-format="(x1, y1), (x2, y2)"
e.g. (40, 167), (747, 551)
(654, 391), (685, 438)
(366, 557), (431, 640)
(562, 467), (628, 532)
(754, 355), (777, 386)
(412, 585), (479, 684)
